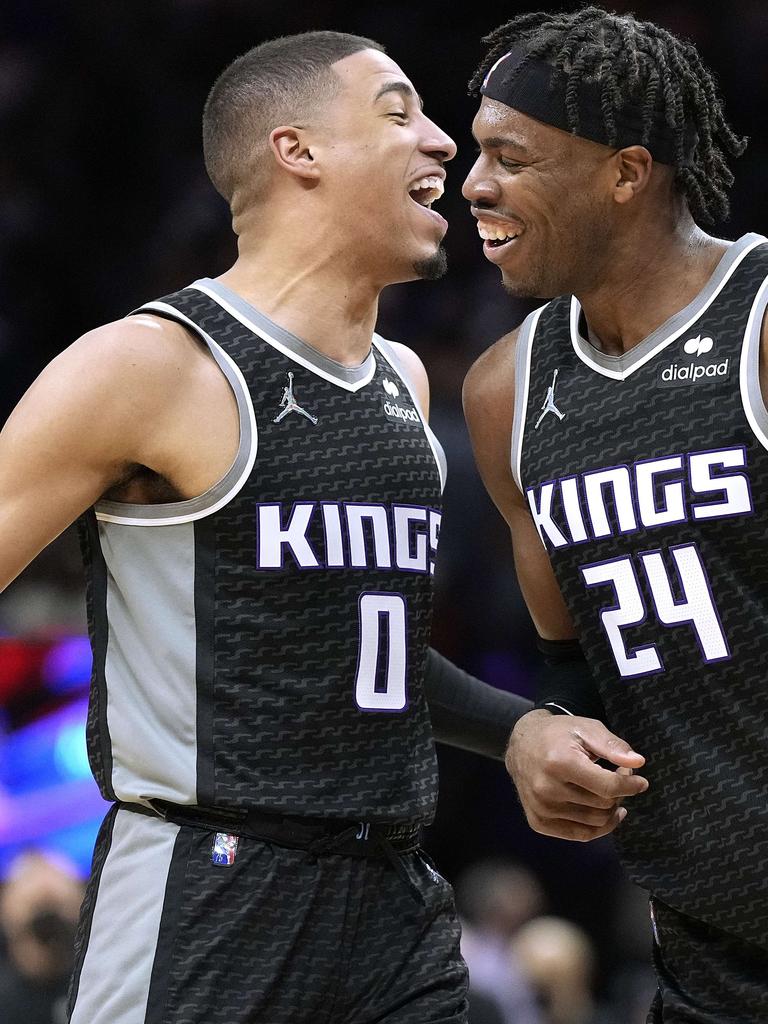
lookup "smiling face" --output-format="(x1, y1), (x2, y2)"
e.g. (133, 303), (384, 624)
(463, 97), (618, 298)
(317, 49), (456, 284)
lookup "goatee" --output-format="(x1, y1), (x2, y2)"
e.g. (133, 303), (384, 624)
(413, 246), (448, 281)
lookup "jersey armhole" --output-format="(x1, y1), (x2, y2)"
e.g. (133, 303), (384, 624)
(511, 304), (548, 492)
(739, 277), (768, 452)
(93, 301), (258, 527)
(372, 335), (447, 493)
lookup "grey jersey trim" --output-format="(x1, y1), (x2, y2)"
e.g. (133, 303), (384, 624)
(740, 274), (768, 450)
(373, 335), (447, 493)
(511, 304), (548, 491)
(94, 302), (258, 526)
(570, 233), (768, 381)
(68, 810), (180, 1024)
(192, 279), (377, 392)
(100, 520), (200, 803)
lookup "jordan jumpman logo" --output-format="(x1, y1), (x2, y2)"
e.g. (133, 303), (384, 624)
(273, 372), (318, 425)
(534, 369), (565, 429)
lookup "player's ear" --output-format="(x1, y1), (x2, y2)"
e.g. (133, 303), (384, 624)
(269, 126), (321, 184)
(612, 145), (653, 205)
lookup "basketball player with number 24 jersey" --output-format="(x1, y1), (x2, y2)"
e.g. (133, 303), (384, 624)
(463, 8), (768, 1024)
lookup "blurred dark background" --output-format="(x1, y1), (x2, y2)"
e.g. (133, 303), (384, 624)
(1, 2), (766, 1021)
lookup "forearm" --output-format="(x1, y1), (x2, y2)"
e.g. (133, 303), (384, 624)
(424, 648), (532, 761)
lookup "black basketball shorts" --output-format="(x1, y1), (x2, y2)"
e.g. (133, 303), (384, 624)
(67, 805), (469, 1024)
(647, 897), (768, 1023)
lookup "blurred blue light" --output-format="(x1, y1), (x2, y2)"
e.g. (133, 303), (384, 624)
(54, 720), (91, 780)
(42, 636), (92, 694)
(0, 698), (90, 793)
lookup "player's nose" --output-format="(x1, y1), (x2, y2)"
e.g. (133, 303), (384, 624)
(420, 117), (457, 163)
(462, 157), (501, 204)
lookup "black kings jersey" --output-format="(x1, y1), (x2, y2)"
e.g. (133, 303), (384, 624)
(79, 278), (445, 824)
(515, 233), (768, 947)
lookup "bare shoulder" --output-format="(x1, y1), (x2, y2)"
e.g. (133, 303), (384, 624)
(63, 313), (207, 387)
(462, 324), (521, 434)
(386, 340), (430, 416)
(4, 313), (217, 470)
(462, 323), (527, 517)
(757, 284), (768, 404)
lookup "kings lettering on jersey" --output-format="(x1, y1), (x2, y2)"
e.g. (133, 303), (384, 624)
(255, 501), (441, 574)
(526, 446), (753, 551)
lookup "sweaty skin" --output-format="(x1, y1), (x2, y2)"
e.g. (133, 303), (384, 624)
(462, 98), (768, 843)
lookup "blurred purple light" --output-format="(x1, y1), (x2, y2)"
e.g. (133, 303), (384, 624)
(42, 635), (92, 694)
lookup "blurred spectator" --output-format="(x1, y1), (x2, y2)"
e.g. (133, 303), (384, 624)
(0, 851), (83, 1024)
(511, 917), (595, 1024)
(457, 859), (545, 1024)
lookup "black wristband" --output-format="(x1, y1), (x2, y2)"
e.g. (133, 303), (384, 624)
(424, 648), (532, 761)
(534, 636), (607, 723)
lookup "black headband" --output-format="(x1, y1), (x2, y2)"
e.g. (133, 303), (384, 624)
(481, 47), (697, 166)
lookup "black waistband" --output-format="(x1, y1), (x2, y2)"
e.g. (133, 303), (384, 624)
(121, 801), (422, 858)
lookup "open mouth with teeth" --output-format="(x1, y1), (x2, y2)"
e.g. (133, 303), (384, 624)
(477, 223), (523, 248)
(408, 175), (445, 210)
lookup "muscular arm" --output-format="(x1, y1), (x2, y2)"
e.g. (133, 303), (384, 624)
(462, 326), (648, 841)
(759, 305), (768, 406)
(0, 315), (237, 592)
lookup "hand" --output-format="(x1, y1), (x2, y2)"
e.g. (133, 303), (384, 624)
(505, 709), (649, 842)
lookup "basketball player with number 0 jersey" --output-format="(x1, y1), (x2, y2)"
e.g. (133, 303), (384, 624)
(0, 30), (540, 1024)
(463, 8), (768, 1023)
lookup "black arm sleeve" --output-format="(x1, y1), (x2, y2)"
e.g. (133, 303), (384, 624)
(424, 648), (532, 761)
(534, 636), (608, 722)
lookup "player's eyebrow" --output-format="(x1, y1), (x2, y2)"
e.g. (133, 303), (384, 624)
(474, 133), (531, 154)
(374, 81), (424, 110)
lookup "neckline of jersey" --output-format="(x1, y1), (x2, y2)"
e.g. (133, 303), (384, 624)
(192, 278), (378, 392)
(569, 232), (768, 381)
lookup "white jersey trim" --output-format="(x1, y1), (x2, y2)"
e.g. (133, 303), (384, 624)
(739, 274), (768, 451)
(94, 301), (258, 527)
(372, 335), (447, 493)
(570, 234), (767, 381)
(511, 305), (548, 492)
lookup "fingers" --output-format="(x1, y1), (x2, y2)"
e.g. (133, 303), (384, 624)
(522, 780), (635, 825)
(558, 801), (621, 827)
(560, 759), (649, 800)
(505, 710), (650, 844)
(529, 776), (636, 810)
(572, 719), (645, 769)
(525, 806), (628, 843)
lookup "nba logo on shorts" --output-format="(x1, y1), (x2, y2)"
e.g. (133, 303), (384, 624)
(212, 833), (239, 866)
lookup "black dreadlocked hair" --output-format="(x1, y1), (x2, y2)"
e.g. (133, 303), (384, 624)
(468, 7), (747, 224)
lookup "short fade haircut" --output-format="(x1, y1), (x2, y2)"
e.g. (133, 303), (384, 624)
(203, 31), (384, 208)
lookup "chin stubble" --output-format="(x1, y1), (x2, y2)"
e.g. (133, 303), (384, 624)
(412, 246), (448, 281)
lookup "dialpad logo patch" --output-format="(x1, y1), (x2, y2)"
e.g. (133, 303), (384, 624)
(657, 335), (729, 388)
(381, 380), (419, 423)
